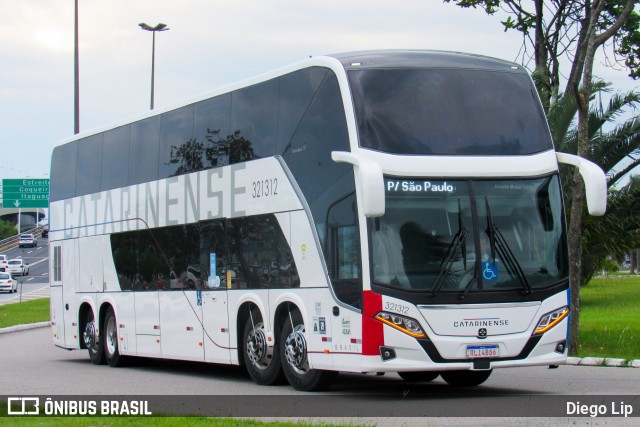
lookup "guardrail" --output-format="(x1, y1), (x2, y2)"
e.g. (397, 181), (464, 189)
(0, 226), (43, 253)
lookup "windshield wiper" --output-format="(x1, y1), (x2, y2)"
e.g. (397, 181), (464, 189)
(431, 200), (467, 297)
(484, 197), (532, 295)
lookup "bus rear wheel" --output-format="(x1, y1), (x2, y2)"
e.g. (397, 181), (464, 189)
(243, 309), (285, 385)
(103, 307), (127, 367)
(440, 369), (492, 387)
(83, 310), (104, 365)
(280, 310), (336, 391)
(398, 371), (440, 382)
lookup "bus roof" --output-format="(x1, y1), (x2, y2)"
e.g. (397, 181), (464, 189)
(53, 50), (525, 148)
(330, 50), (526, 73)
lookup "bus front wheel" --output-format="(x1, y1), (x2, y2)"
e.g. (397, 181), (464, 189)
(440, 369), (492, 387)
(243, 309), (285, 385)
(280, 310), (336, 391)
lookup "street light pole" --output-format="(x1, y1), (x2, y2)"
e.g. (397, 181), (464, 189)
(138, 23), (170, 110)
(74, 0), (79, 134)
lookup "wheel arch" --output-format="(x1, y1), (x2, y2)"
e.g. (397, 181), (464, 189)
(98, 302), (115, 328)
(271, 291), (309, 331)
(77, 302), (94, 349)
(273, 300), (303, 336)
(235, 300), (261, 367)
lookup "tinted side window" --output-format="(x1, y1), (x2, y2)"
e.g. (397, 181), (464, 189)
(279, 70), (360, 307)
(129, 116), (160, 185)
(101, 125), (130, 191)
(282, 71), (351, 207)
(76, 134), (103, 196)
(50, 142), (78, 201)
(111, 229), (169, 291)
(349, 69), (553, 155)
(112, 225), (201, 291)
(194, 94), (232, 168)
(326, 193), (362, 308)
(159, 105), (196, 178)
(230, 80), (278, 161)
(110, 214), (298, 291)
(200, 220), (230, 287)
(277, 67), (328, 154)
(225, 216), (299, 289)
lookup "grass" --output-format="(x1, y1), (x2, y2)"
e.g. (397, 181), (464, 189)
(578, 275), (640, 360)
(0, 297), (49, 329)
(0, 412), (352, 427)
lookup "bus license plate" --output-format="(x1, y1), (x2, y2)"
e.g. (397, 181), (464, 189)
(466, 345), (499, 358)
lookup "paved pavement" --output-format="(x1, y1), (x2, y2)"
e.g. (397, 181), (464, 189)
(0, 285), (50, 306)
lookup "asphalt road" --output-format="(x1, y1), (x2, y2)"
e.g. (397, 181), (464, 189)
(1, 327), (639, 396)
(0, 236), (49, 302)
(1, 327), (639, 424)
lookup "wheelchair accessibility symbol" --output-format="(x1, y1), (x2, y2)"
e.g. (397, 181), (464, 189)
(482, 262), (498, 280)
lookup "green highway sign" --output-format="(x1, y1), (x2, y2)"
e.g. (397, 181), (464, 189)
(2, 178), (50, 208)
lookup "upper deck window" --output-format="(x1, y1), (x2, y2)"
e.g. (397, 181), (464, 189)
(348, 68), (552, 155)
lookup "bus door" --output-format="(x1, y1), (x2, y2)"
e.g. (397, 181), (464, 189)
(134, 292), (161, 357)
(61, 240), (80, 348)
(202, 287), (231, 364)
(50, 242), (78, 349)
(159, 289), (205, 361)
(326, 193), (364, 368)
(49, 243), (64, 348)
(200, 222), (231, 364)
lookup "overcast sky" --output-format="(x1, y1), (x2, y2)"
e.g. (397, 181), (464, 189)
(1, 0), (637, 179)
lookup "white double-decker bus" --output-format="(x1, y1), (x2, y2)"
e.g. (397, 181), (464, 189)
(50, 50), (606, 391)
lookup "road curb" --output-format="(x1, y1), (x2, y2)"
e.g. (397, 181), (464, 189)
(565, 356), (640, 368)
(0, 321), (51, 334)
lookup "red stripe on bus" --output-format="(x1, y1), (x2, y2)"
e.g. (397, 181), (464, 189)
(362, 290), (383, 356)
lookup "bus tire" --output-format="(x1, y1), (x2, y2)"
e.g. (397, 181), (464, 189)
(83, 310), (104, 365)
(440, 369), (492, 387)
(280, 310), (336, 391)
(398, 371), (440, 382)
(103, 307), (127, 367)
(243, 309), (285, 385)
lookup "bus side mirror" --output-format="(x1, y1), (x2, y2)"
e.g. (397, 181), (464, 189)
(556, 152), (607, 216)
(331, 151), (385, 217)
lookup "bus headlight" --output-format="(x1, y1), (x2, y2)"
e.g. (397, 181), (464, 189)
(375, 312), (426, 338)
(534, 306), (569, 335)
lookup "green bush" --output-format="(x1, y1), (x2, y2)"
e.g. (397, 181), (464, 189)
(0, 219), (17, 240)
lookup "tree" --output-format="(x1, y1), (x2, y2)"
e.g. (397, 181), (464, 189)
(445, 0), (639, 355)
(444, 1), (639, 111)
(0, 220), (17, 240)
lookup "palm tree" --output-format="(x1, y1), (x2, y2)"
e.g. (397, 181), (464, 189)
(548, 81), (640, 355)
(552, 82), (640, 189)
(551, 82), (640, 284)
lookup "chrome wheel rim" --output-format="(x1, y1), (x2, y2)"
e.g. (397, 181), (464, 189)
(284, 324), (308, 374)
(105, 316), (117, 356)
(83, 319), (98, 351)
(246, 323), (272, 369)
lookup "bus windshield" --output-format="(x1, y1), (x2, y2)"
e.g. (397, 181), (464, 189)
(370, 175), (568, 293)
(348, 68), (553, 155)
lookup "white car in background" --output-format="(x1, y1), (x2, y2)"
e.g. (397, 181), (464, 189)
(6, 259), (29, 276)
(0, 254), (8, 272)
(19, 233), (37, 248)
(0, 272), (16, 293)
